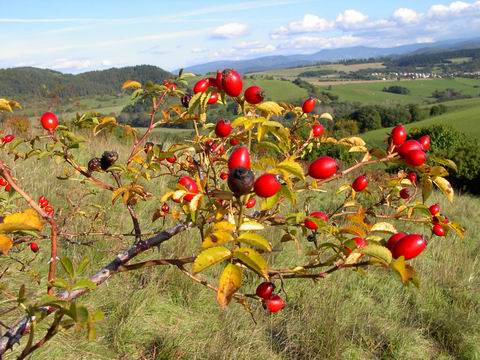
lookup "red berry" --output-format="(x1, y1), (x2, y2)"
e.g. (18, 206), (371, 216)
(429, 204), (440, 216)
(0, 178), (7, 186)
(2, 134), (14, 143)
(220, 171), (229, 180)
(256, 282), (275, 299)
(443, 217), (449, 224)
(407, 171), (417, 184)
(391, 125), (407, 145)
(312, 124), (324, 137)
(399, 188), (410, 199)
(4, 184), (11, 192)
(40, 112), (58, 131)
(39, 195), (46, 203)
(308, 156), (338, 180)
(208, 92), (219, 104)
(193, 79), (210, 93)
(228, 146), (250, 170)
(244, 86), (264, 104)
(163, 80), (177, 91)
(30, 242), (39, 253)
(254, 174), (281, 198)
(353, 237), (368, 248)
(207, 77), (217, 87)
(352, 175), (368, 192)
(178, 176), (199, 202)
(166, 156), (176, 164)
(265, 294), (285, 313)
(398, 140), (422, 157)
(245, 197), (256, 208)
(161, 203), (170, 213)
(39, 199), (49, 208)
(405, 150), (427, 167)
(215, 119), (232, 138)
(418, 135), (430, 151)
(302, 97), (316, 113)
(44, 205), (54, 215)
(387, 232), (406, 251)
(392, 234), (426, 260)
(222, 69), (243, 97)
(304, 211), (329, 230)
(215, 70), (223, 90)
(230, 138), (239, 146)
(432, 224), (445, 237)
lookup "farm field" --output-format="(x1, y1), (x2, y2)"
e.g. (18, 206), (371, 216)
(318, 78), (480, 105)
(250, 62), (386, 79)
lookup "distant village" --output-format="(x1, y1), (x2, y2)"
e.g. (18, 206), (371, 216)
(369, 71), (480, 80)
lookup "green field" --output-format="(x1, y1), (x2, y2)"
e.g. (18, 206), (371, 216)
(362, 97), (480, 146)
(319, 78), (480, 105)
(250, 62), (386, 80)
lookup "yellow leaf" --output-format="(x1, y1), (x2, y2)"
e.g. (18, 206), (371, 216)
(237, 232), (272, 252)
(391, 257), (418, 286)
(319, 112), (333, 121)
(0, 235), (13, 255)
(202, 231), (235, 248)
(256, 101), (283, 116)
(338, 137), (366, 147)
(370, 222), (397, 234)
(239, 220), (265, 231)
(356, 244), (392, 265)
(276, 159), (305, 181)
(192, 247), (231, 273)
(422, 176), (433, 202)
(233, 247), (269, 279)
(0, 209), (44, 233)
(189, 193), (203, 213)
(339, 225), (366, 237)
(349, 146), (368, 153)
(212, 221), (236, 233)
(432, 176), (454, 203)
(217, 264), (242, 309)
(122, 80), (142, 90)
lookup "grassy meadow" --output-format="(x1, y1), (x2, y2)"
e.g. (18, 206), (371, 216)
(2, 127), (480, 360)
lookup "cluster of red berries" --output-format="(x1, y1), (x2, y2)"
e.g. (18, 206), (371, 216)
(39, 196), (54, 216)
(391, 125), (430, 167)
(304, 211), (329, 231)
(387, 233), (426, 260)
(429, 203), (448, 237)
(1, 134), (14, 143)
(256, 282), (285, 313)
(0, 177), (11, 192)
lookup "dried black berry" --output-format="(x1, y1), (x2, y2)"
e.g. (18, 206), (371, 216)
(100, 151), (119, 170)
(87, 157), (102, 173)
(228, 167), (254, 196)
(144, 142), (154, 153)
(181, 94), (193, 108)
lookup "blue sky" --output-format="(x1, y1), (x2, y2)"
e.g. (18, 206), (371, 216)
(1, 0), (480, 73)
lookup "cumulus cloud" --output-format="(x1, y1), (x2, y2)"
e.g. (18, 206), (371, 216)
(271, 14), (334, 37)
(16, 58), (113, 73)
(336, 9), (369, 29)
(210, 22), (249, 39)
(393, 8), (421, 24)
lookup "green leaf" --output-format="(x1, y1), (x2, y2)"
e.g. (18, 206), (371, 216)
(77, 257), (90, 275)
(233, 247), (269, 279)
(60, 257), (75, 278)
(217, 264), (242, 309)
(357, 244), (392, 265)
(432, 176), (454, 203)
(237, 232), (272, 252)
(429, 156), (457, 172)
(51, 278), (69, 289)
(391, 257), (419, 287)
(276, 159), (305, 181)
(193, 247), (231, 273)
(75, 305), (89, 324)
(72, 279), (97, 291)
(91, 310), (104, 322)
(260, 191), (280, 211)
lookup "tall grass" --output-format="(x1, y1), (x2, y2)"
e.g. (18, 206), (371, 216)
(3, 132), (480, 360)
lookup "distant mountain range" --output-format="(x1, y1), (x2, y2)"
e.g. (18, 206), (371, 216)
(0, 65), (171, 99)
(182, 37), (480, 74)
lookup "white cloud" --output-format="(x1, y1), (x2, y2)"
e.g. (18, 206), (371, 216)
(210, 22), (249, 39)
(271, 14), (334, 37)
(428, 1), (478, 18)
(393, 8), (421, 24)
(336, 9), (369, 29)
(17, 58), (113, 73)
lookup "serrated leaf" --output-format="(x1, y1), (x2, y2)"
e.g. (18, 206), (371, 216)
(193, 247), (231, 273)
(429, 156), (457, 172)
(357, 244), (392, 265)
(212, 221), (236, 233)
(370, 222), (397, 234)
(122, 80), (142, 90)
(233, 247), (269, 279)
(0, 235), (13, 255)
(432, 176), (454, 203)
(391, 257), (419, 286)
(276, 159), (305, 181)
(260, 191), (280, 211)
(237, 232), (272, 252)
(60, 257), (74, 278)
(217, 264), (242, 309)
(448, 222), (466, 239)
(202, 231), (235, 248)
(256, 101), (283, 116)
(0, 209), (44, 233)
(338, 137), (366, 147)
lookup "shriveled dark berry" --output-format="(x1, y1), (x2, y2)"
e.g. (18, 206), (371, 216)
(88, 157), (102, 173)
(144, 142), (154, 153)
(181, 94), (193, 108)
(100, 151), (119, 170)
(227, 167), (254, 196)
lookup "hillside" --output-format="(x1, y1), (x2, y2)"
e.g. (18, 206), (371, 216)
(0, 65), (172, 99)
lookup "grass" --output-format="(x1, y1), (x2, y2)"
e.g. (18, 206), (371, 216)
(362, 98), (480, 146)
(316, 78), (480, 105)
(2, 129), (480, 359)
